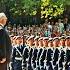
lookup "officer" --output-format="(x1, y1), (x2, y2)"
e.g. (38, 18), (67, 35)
(53, 37), (60, 70)
(36, 37), (43, 70)
(12, 36), (24, 70)
(39, 37), (48, 70)
(65, 36), (70, 70)
(31, 36), (39, 69)
(59, 36), (66, 70)
(47, 38), (53, 70)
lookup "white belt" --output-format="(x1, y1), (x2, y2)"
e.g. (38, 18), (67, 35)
(15, 57), (22, 60)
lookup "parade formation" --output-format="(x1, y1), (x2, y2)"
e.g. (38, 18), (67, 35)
(10, 35), (70, 70)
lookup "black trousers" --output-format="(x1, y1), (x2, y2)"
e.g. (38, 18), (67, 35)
(0, 62), (7, 70)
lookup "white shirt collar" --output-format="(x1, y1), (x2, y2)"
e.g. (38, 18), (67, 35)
(0, 23), (4, 27)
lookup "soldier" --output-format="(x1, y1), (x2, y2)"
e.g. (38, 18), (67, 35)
(12, 36), (24, 70)
(36, 37), (43, 70)
(39, 37), (48, 70)
(9, 35), (14, 44)
(47, 38), (53, 70)
(31, 36), (39, 69)
(59, 36), (65, 49)
(22, 35), (34, 70)
(10, 36), (16, 70)
(53, 37), (60, 70)
(65, 36), (70, 70)
(12, 36), (17, 46)
(27, 35), (34, 70)
(22, 36), (29, 70)
(59, 36), (66, 70)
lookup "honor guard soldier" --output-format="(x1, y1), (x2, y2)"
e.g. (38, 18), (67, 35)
(12, 36), (17, 46)
(65, 36), (70, 70)
(47, 38), (53, 70)
(39, 37), (48, 70)
(53, 37), (60, 70)
(12, 36), (24, 70)
(9, 35), (14, 44)
(31, 36), (39, 69)
(36, 37), (43, 70)
(10, 36), (16, 70)
(59, 36), (66, 70)
(22, 36), (30, 70)
(27, 35), (34, 70)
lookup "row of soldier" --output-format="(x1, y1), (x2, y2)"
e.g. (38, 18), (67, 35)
(10, 35), (70, 70)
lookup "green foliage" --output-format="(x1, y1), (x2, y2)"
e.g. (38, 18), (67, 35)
(64, 0), (70, 6)
(1, 0), (70, 18)
(41, 0), (64, 18)
(9, 0), (40, 16)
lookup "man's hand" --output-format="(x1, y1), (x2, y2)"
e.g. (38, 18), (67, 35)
(0, 58), (6, 63)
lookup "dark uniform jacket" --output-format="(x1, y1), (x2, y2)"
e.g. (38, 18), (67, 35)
(32, 47), (38, 61)
(12, 45), (24, 61)
(47, 48), (53, 62)
(0, 26), (12, 63)
(40, 48), (47, 61)
(66, 48), (70, 62)
(53, 48), (60, 65)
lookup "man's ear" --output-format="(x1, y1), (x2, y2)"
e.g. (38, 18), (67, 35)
(1, 18), (4, 23)
(0, 18), (2, 23)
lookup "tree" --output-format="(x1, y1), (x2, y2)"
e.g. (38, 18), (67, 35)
(41, 0), (64, 18)
(9, 0), (41, 17)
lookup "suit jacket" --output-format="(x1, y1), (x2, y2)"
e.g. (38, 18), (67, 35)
(0, 26), (12, 63)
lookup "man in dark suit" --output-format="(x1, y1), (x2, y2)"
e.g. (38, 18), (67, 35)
(0, 13), (12, 70)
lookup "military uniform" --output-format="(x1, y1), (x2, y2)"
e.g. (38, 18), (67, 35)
(47, 38), (53, 70)
(65, 36), (70, 70)
(31, 46), (38, 70)
(52, 37), (60, 70)
(47, 47), (53, 70)
(27, 46), (34, 70)
(36, 46), (43, 70)
(23, 35), (34, 70)
(59, 36), (66, 70)
(22, 45), (29, 70)
(66, 47), (70, 70)
(31, 36), (39, 70)
(12, 44), (24, 70)
(39, 47), (47, 70)
(53, 47), (60, 70)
